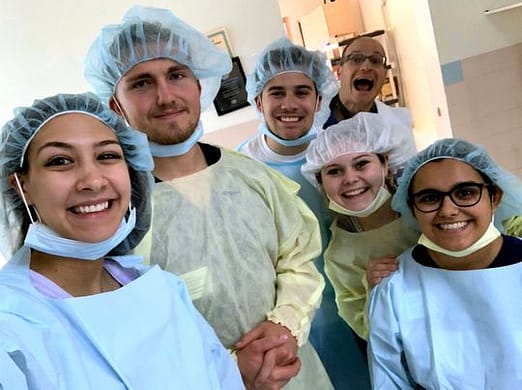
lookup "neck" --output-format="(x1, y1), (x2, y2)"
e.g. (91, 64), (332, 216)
(265, 135), (309, 156)
(153, 143), (208, 180)
(30, 250), (118, 296)
(337, 92), (374, 119)
(357, 198), (398, 231)
(429, 236), (504, 270)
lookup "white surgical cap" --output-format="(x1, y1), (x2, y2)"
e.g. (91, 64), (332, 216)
(247, 38), (338, 128)
(84, 5), (232, 110)
(301, 112), (407, 189)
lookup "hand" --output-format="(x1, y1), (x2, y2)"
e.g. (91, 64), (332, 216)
(250, 349), (301, 390)
(366, 256), (398, 288)
(236, 321), (297, 366)
(236, 321), (299, 389)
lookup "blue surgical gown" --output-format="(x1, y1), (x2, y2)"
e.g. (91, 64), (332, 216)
(368, 241), (522, 389)
(0, 246), (243, 389)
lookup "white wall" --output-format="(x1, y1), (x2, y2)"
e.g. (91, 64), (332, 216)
(428, 0), (522, 64)
(0, 0), (284, 133)
(359, 0), (452, 149)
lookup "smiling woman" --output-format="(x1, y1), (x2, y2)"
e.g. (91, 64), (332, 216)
(0, 92), (243, 389)
(368, 138), (522, 389)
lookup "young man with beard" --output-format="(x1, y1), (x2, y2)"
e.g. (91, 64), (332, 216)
(84, 6), (332, 390)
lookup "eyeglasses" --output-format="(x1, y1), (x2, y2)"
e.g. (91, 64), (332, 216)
(410, 182), (491, 213)
(341, 53), (387, 66)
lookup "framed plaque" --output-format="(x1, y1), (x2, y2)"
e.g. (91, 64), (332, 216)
(213, 56), (250, 116)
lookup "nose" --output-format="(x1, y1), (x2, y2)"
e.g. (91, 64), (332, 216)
(437, 194), (459, 216)
(342, 167), (358, 185)
(76, 163), (108, 192)
(359, 57), (375, 70)
(156, 79), (176, 106)
(280, 95), (297, 111)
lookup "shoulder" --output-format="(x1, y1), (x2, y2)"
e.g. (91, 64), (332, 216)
(236, 134), (263, 157)
(375, 101), (412, 126)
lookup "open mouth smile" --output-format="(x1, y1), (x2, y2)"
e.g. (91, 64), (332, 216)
(71, 201), (110, 214)
(341, 187), (367, 198)
(353, 78), (374, 91)
(436, 221), (469, 231)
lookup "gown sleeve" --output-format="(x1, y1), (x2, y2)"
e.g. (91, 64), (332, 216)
(262, 168), (325, 346)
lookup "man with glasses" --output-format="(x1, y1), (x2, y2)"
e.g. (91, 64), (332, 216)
(324, 37), (416, 172)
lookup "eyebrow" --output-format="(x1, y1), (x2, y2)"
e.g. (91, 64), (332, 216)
(36, 139), (121, 154)
(412, 181), (484, 194)
(266, 84), (314, 92)
(344, 50), (385, 57)
(124, 64), (192, 83)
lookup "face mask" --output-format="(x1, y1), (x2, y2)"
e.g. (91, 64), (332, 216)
(258, 122), (318, 147)
(329, 186), (391, 217)
(417, 218), (501, 258)
(148, 121), (204, 157)
(24, 207), (136, 261)
(327, 168), (391, 218)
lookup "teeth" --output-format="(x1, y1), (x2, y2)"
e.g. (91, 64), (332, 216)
(439, 221), (468, 230)
(343, 188), (365, 197)
(74, 201), (109, 214)
(279, 116), (300, 122)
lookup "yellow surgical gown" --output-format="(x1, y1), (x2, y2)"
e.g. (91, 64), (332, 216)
(324, 216), (419, 339)
(136, 148), (331, 389)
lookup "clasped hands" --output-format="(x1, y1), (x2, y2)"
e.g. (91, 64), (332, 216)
(235, 320), (300, 390)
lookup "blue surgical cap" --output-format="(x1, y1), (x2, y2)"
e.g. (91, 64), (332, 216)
(301, 112), (411, 190)
(0, 92), (154, 257)
(392, 138), (522, 230)
(247, 38), (338, 128)
(84, 5), (232, 110)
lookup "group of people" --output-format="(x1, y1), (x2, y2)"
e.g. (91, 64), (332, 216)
(0, 5), (521, 390)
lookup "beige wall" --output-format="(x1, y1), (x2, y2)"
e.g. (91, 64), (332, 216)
(0, 0), (284, 134)
(428, 0), (522, 177)
(444, 44), (522, 177)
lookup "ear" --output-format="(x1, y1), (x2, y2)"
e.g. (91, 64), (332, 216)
(382, 154), (389, 173)
(315, 95), (322, 113)
(490, 185), (503, 211)
(255, 96), (263, 113)
(8, 173), (33, 204)
(109, 96), (122, 115)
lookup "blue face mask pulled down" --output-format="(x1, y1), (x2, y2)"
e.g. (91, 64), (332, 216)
(258, 122), (318, 147)
(24, 207), (136, 261)
(148, 121), (204, 157)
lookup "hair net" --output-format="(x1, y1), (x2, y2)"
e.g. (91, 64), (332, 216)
(392, 138), (522, 231)
(0, 92), (154, 259)
(247, 37), (338, 128)
(84, 5), (232, 111)
(301, 112), (408, 189)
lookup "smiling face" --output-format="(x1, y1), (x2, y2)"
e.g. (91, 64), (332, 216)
(256, 72), (320, 142)
(111, 58), (201, 145)
(320, 152), (387, 211)
(16, 113), (131, 243)
(410, 159), (501, 252)
(338, 37), (387, 113)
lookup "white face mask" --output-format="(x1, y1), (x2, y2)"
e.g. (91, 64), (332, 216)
(417, 219), (501, 258)
(327, 168), (391, 218)
(258, 122), (318, 147)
